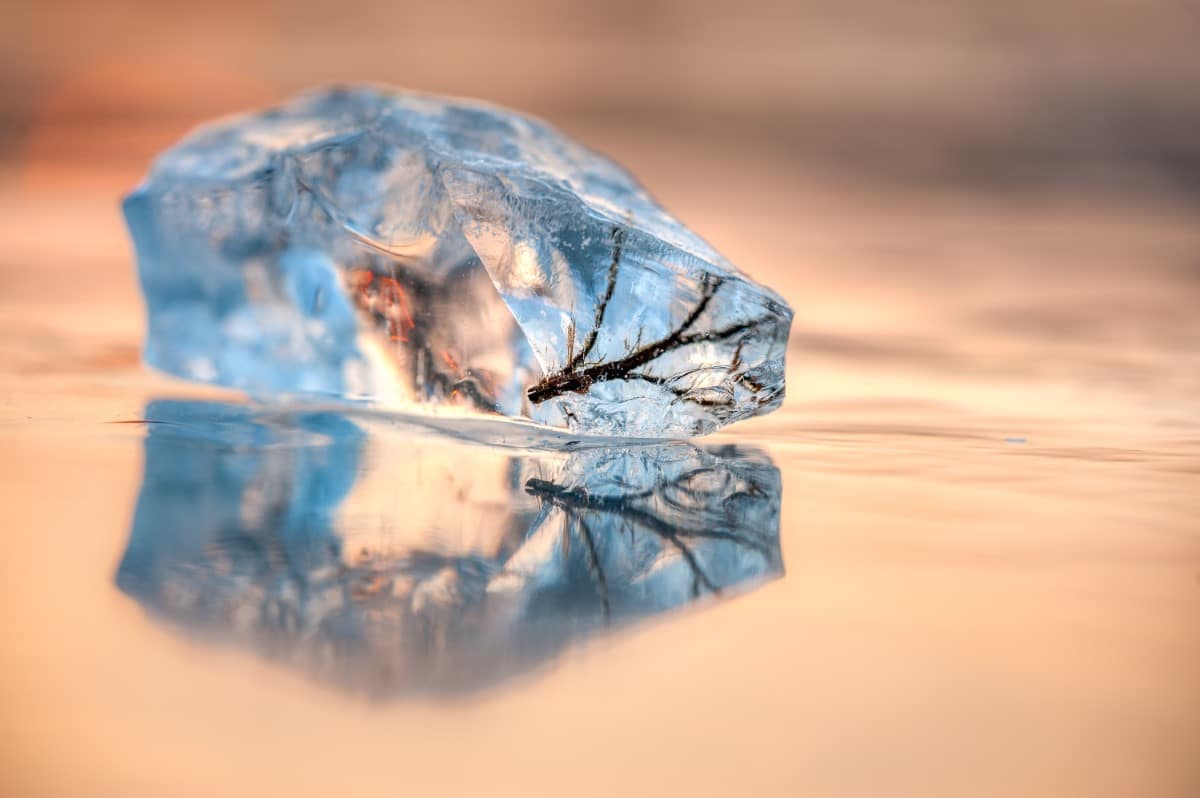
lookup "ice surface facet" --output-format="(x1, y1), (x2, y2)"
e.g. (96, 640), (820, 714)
(124, 86), (793, 437)
(115, 401), (783, 695)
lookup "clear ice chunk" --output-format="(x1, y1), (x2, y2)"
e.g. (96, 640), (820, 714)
(115, 400), (784, 696)
(123, 86), (793, 437)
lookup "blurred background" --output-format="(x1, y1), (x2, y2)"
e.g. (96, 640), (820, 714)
(5, 0), (1200, 197)
(2, 3), (1199, 797)
(2, 0), (1198, 433)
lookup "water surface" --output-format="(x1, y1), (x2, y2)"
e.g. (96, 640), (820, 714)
(2, 9), (1199, 788)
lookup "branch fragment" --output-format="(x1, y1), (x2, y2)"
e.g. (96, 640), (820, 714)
(527, 274), (724, 404)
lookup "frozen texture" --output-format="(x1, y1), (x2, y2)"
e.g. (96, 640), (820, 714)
(124, 86), (792, 437)
(115, 401), (784, 696)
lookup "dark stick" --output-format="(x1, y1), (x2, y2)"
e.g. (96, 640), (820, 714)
(569, 224), (625, 370)
(527, 275), (724, 404)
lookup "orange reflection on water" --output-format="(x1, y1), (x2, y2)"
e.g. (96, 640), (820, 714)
(1, 1), (1199, 795)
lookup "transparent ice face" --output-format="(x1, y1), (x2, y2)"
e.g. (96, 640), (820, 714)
(125, 87), (793, 437)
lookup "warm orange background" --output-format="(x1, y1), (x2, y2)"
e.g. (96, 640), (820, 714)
(2, 2), (1199, 797)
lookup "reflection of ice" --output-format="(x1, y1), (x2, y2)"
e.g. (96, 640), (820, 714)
(116, 400), (783, 697)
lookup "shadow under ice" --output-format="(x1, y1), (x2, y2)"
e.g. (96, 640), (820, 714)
(116, 400), (783, 698)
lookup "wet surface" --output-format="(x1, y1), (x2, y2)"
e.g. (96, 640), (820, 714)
(3, 185), (1197, 795)
(116, 400), (782, 697)
(3, 3), (1200, 795)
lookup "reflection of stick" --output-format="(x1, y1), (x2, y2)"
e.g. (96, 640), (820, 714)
(576, 517), (611, 619)
(526, 475), (779, 598)
(525, 477), (775, 561)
